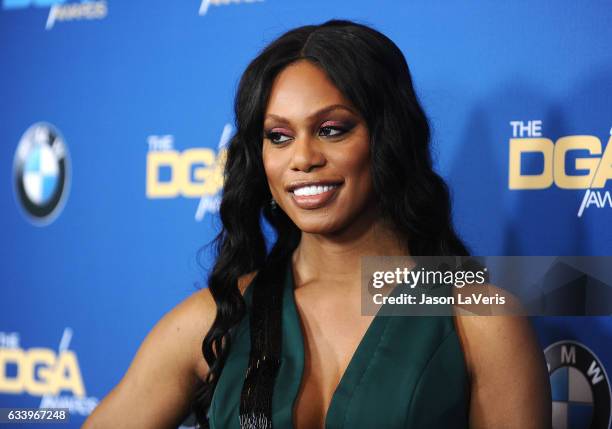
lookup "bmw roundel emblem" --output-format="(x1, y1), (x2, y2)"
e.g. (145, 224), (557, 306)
(545, 340), (611, 429)
(13, 122), (71, 226)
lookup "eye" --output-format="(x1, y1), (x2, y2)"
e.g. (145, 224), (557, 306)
(319, 126), (347, 138)
(264, 131), (292, 145)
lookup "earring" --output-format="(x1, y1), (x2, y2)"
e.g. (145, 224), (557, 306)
(270, 197), (278, 210)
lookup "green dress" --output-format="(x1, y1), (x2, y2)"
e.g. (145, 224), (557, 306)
(208, 257), (470, 428)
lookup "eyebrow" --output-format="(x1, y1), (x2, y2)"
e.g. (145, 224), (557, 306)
(264, 104), (358, 123)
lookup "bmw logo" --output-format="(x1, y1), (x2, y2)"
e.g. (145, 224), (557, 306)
(13, 122), (71, 225)
(545, 340), (611, 429)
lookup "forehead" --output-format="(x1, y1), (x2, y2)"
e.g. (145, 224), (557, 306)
(265, 60), (352, 117)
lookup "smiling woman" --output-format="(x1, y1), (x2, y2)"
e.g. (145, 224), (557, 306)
(192, 19), (550, 429)
(83, 18), (551, 429)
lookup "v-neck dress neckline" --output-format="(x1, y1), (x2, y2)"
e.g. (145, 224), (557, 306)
(281, 255), (392, 429)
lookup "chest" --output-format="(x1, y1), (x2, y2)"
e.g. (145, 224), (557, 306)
(291, 289), (376, 429)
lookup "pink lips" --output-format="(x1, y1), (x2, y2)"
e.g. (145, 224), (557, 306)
(290, 184), (342, 209)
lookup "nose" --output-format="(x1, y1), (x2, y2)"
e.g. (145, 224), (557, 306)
(289, 135), (326, 173)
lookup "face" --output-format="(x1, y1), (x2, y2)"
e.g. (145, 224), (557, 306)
(262, 59), (376, 235)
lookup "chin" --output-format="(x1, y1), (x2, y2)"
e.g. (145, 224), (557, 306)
(291, 216), (345, 235)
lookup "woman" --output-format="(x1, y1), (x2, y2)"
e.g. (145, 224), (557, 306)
(84, 19), (551, 429)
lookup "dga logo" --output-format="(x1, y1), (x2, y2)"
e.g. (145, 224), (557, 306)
(0, 329), (98, 416)
(13, 122), (71, 226)
(146, 124), (231, 221)
(2, 0), (107, 30)
(508, 120), (612, 217)
(198, 0), (264, 16)
(545, 340), (611, 429)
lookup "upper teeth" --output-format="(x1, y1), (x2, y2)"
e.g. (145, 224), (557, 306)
(293, 184), (339, 196)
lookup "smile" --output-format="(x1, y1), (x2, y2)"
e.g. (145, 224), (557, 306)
(290, 184), (342, 209)
(293, 184), (339, 196)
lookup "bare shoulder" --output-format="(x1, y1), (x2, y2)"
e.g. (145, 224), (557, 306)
(83, 270), (258, 429)
(151, 269), (259, 383)
(453, 301), (552, 428)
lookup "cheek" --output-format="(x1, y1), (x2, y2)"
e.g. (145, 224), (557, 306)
(353, 160), (374, 198)
(340, 144), (372, 187)
(262, 152), (285, 190)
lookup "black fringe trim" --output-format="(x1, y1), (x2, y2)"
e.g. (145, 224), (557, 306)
(238, 253), (286, 428)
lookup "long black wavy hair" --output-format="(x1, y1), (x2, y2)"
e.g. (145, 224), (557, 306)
(192, 18), (469, 428)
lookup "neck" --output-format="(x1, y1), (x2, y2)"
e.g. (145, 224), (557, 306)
(291, 205), (410, 289)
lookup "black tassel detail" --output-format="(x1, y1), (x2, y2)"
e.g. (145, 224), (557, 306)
(239, 253), (286, 428)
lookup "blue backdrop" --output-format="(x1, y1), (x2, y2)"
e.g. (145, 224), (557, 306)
(1, 1), (611, 428)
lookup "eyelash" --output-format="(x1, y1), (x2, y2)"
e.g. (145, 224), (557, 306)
(264, 125), (349, 145)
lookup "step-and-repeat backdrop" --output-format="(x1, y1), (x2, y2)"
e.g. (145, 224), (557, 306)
(1, 1), (611, 428)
